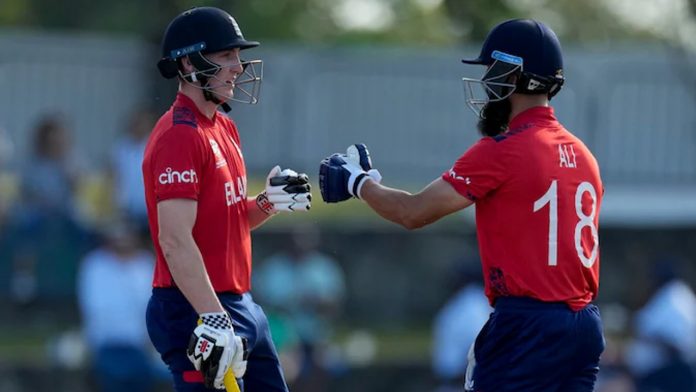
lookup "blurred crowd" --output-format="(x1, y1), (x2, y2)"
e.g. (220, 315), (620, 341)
(431, 257), (696, 392)
(0, 111), (696, 392)
(0, 110), (163, 390)
(0, 110), (155, 306)
(596, 258), (696, 392)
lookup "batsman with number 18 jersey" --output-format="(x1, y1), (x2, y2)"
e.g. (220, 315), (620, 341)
(319, 19), (604, 392)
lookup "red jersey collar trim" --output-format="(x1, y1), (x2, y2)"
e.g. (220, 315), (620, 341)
(174, 93), (217, 126)
(509, 106), (557, 130)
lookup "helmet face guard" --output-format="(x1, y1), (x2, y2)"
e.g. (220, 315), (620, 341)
(462, 50), (522, 117)
(232, 60), (263, 104)
(181, 51), (263, 105)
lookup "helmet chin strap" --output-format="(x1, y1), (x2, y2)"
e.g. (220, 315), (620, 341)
(203, 86), (232, 113)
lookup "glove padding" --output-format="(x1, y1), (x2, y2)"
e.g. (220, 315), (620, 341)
(319, 144), (382, 203)
(186, 312), (248, 390)
(257, 166), (312, 214)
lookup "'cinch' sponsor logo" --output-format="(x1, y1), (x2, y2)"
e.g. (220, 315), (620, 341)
(159, 168), (198, 184)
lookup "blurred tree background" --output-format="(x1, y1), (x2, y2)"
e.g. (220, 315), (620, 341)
(0, 0), (694, 48)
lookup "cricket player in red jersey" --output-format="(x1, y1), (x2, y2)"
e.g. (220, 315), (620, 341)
(319, 19), (604, 391)
(143, 7), (310, 392)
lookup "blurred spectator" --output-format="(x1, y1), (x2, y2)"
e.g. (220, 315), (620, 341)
(626, 257), (696, 392)
(77, 220), (157, 392)
(20, 114), (82, 219)
(431, 260), (490, 392)
(254, 224), (346, 391)
(110, 108), (155, 231)
(6, 114), (91, 304)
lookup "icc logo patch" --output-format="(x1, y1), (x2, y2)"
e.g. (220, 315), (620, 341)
(210, 139), (222, 156)
(209, 139), (228, 168)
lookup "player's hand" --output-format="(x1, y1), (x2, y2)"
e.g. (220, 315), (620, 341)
(186, 312), (248, 390)
(256, 166), (311, 214)
(319, 144), (382, 203)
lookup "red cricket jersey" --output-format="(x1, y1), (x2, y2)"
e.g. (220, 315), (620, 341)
(442, 106), (602, 311)
(142, 93), (252, 293)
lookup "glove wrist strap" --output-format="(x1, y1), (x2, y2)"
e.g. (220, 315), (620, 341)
(255, 192), (277, 215)
(355, 169), (382, 199)
(353, 173), (368, 199)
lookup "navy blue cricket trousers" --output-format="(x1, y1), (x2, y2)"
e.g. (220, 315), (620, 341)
(146, 288), (288, 391)
(466, 297), (605, 392)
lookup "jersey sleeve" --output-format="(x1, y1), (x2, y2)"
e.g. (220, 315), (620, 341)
(442, 138), (508, 202)
(150, 125), (207, 201)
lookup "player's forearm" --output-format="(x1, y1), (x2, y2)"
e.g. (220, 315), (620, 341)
(159, 233), (224, 313)
(360, 180), (426, 230)
(247, 196), (273, 230)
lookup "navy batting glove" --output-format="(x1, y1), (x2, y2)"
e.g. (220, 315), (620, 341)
(319, 144), (381, 203)
(319, 153), (351, 203)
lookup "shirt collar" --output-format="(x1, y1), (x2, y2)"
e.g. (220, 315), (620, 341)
(508, 106), (557, 131)
(174, 92), (217, 126)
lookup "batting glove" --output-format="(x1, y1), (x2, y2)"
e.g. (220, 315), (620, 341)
(186, 312), (248, 390)
(256, 166), (312, 214)
(319, 144), (382, 203)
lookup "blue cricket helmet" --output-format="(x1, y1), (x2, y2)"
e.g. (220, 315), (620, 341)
(462, 19), (564, 81)
(156, 7), (263, 106)
(157, 7), (259, 79)
(461, 19), (565, 116)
